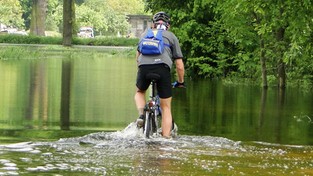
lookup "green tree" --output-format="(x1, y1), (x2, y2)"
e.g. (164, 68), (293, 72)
(107, 0), (145, 15)
(216, 0), (269, 86)
(46, 0), (63, 32)
(217, 0), (313, 88)
(18, 0), (145, 36)
(0, 0), (24, 28)
(19, 0), (32, 30)
(145, 0), (313, 88)
(73, 0), (146, 36)
(75, 2), (108, 34)
(144, 0), (236, 78)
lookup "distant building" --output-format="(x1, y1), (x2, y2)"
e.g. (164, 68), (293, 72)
(127, 15), (152, 38)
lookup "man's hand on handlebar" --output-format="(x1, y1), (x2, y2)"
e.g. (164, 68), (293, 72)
(172, 81), (186, 88)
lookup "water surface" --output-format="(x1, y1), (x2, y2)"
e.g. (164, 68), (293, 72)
(1, 123), (312, 175)
(0, 48), (313, 175)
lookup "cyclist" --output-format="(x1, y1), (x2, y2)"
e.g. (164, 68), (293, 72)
(134, 11), (185, 138)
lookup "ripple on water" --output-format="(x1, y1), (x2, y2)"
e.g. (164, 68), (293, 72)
(0, 122), (312, 175)
(0, 160), (19, 176)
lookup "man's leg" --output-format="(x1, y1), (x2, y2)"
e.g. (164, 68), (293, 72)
(134, 89), (146, 115)
(160, 97), (172, 137)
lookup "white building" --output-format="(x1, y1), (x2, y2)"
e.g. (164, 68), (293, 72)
(127, 15), (152, 38)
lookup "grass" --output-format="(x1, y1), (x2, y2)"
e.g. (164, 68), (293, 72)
(0, 34), (138, 60)
(0, 44), (136, 60)
(0, 34), (138, 46)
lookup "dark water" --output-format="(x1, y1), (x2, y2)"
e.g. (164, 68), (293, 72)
(173, 80), (313, 145)
(0, 50), (313, 175)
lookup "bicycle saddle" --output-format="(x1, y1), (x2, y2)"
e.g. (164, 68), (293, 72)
(145, 73), (161, 80)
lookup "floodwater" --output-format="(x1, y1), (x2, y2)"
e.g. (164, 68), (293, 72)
(0, 46), (313, 175)
(0, 123), (312, 175)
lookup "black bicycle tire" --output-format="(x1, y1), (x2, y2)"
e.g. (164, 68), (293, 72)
(144, 112), (152, 138)
(143, 80), (159, 138)
(152, 110), (158, 133)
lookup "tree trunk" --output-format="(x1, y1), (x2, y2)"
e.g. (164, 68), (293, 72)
(63, 0), (75, 46)
(30, 0), (47, 36)
(253, 12), (268, 88)
(260, 37), (268, 88)
(276, 27), (286, 89)
(276, 7), (286, 89)
(277, 58), (286, 89)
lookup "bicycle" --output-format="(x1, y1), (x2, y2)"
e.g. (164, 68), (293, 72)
(142, 73), (162, 138)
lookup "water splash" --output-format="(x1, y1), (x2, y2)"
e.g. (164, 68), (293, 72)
(0, 123), (312, 175)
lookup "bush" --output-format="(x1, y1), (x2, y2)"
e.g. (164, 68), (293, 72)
(0, 34), (138, 46)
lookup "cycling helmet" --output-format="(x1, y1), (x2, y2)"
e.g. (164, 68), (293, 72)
(153, 11), (170, 24)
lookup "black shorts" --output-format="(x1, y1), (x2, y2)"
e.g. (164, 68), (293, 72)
(136, 64), (172, 98)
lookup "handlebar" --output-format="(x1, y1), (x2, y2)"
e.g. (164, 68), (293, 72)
(172, 81), (186, 88)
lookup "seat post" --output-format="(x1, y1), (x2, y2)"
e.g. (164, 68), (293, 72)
(151, 80), (157, 98)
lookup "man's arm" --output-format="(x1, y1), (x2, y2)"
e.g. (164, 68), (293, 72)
(136, 51), (140, 64)
(175, 58), (185, 83)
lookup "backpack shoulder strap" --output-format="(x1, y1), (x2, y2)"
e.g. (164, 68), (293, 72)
(145, 28), (155, 38)
(156, 30), (171, 48)
(155, 30), (163, 40)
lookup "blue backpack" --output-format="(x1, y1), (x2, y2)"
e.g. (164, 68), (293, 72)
(139, 29), (169, 55)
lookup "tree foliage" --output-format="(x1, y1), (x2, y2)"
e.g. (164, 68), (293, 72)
(75, 0), (131, 36)
(0, 0), (24, 28)
(5, 0), (313, 87)
(144, 0), (313, 87)
(18, 0), (145, 36)
(106, 0), (145, 15)
(216, 0), (313, 87)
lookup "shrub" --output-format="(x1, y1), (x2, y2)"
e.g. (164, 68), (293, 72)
(0, 34), (138, 46)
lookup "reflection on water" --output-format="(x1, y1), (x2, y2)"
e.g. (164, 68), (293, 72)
(172, 80), (313, 145)
(0, 53), (138, 134)
(0, 123), (312, 175)
(1, 54), (312, 145)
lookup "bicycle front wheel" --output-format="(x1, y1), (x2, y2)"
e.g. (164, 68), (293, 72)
(144, 112), (153, 138)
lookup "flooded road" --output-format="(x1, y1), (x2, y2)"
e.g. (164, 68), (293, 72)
(1, 123), (312, 175)
(1, 47), (313, 175)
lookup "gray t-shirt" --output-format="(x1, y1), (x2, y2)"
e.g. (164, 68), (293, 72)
(137, 29), (183, 68)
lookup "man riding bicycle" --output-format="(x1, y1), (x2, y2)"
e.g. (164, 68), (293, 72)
(134, 11), (185, 139)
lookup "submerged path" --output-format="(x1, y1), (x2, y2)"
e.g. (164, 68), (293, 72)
(0, 122), (312, 175)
